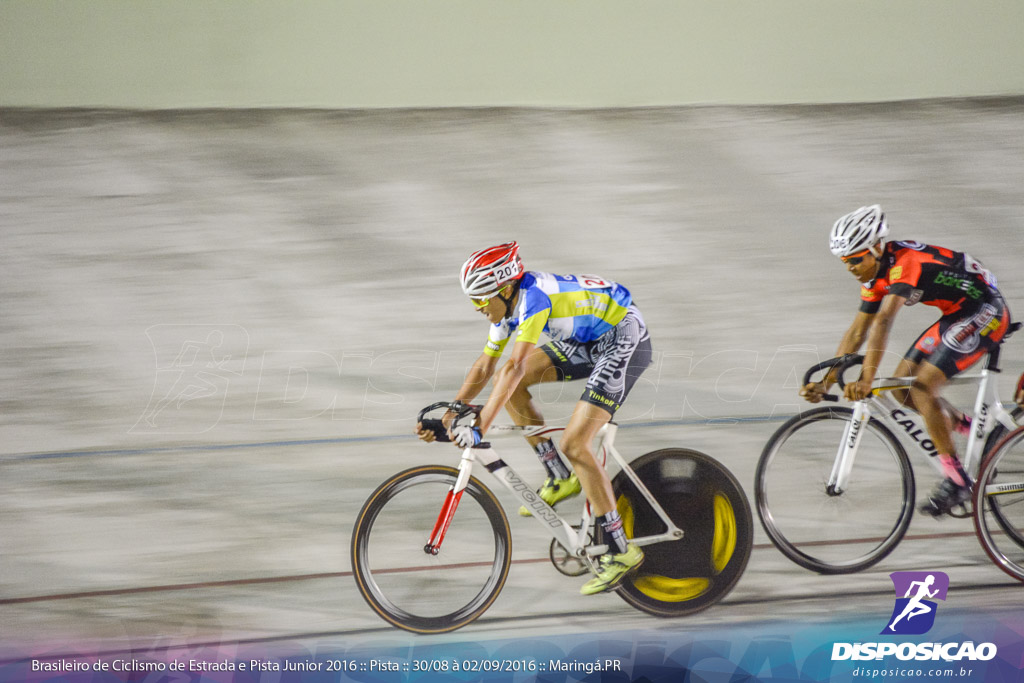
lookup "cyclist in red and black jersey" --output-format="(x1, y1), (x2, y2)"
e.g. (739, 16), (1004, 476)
(801, 205), (1012, 517)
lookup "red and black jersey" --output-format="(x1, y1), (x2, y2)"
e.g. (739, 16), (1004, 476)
(859, 240), (999, 316)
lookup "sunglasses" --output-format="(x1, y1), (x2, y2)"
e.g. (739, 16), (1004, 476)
(471, 296), (492, 310)
(842, 249), (871, 265)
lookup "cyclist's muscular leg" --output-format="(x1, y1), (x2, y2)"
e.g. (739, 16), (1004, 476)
(511, 348), (578, 516)
(909, 362), (955, 456)
(914, 362), (973, 517)
(505, 347), (560, 448)
(892, 357), (964, 435)
(909, 362), (971, 493)
(889, 357), (919, 409)
(563, 400), (642, 594)
(559, 401), (616, 515)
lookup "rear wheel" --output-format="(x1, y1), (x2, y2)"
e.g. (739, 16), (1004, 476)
(351, 465), (512, 633)
(974, 426), (1024, 582)
(980, 407), (1024, 540)
(608, 448), (752, 617)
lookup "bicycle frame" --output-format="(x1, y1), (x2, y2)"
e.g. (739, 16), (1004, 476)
(829, 366), (1019, 495)
(426, 422), (683, 563)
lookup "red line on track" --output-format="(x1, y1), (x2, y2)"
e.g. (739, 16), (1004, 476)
(0, 558), (551, 606)
(0, 530), (982, 606)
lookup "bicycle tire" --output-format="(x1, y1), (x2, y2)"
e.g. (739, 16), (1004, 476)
(755, 406), (914, 574)
(351, 465), (512, 633)
(607, 448), (752, 617)
(980, 407), (1024, 545)
(974, 426), (1024, 581)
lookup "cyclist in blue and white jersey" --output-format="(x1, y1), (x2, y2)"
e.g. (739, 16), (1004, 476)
(415, 241), (653, 595)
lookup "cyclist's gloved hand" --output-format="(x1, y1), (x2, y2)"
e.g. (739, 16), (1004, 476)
(451, 425), (482, 448)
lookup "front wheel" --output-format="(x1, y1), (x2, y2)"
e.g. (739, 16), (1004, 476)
(351, 465), (512, 633)
(974, 426), (1024, 582)
(755, 406), (914, 574)
(609, 448), (753, 617)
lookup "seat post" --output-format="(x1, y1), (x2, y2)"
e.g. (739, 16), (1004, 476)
(986, 344), (1002, 372)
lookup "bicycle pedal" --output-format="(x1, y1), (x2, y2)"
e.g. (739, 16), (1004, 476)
(947, 504), (972, 519)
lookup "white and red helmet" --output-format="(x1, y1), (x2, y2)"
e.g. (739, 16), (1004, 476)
(459, 241), (525, 297)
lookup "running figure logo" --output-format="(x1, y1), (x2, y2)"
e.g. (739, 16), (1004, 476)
(881, 571), (949, 635)
(133, 324), (248, 434)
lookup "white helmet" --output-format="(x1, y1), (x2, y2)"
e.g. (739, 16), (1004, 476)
(459, 241), (524, 297)
(829, 205), (889, 257)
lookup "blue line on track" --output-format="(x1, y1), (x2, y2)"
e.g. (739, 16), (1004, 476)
(2, 413), (793, 462)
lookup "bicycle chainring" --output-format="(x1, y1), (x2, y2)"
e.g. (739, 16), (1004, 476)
(549, 526), (593, 577)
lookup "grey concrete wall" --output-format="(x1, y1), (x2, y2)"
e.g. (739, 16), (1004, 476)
(2, 1), (1024, 108)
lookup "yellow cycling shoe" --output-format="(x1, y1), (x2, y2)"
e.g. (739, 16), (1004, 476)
(518, 473), (581, 517)
(580, 544), (645, 595)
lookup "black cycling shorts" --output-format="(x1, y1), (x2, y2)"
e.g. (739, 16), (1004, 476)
(905, 295), (1012, 377)
(539, 304), (652, 416)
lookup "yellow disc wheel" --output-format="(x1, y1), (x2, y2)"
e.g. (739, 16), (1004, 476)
(608, 448), (752, 617)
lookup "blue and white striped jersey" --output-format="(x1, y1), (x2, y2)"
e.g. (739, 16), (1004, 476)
(483, 271), (632, 357)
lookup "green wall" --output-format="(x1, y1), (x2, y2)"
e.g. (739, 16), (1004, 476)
(2, 0), (1024, 108)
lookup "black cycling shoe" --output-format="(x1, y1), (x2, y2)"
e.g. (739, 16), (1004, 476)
(919, 477), (971, 518)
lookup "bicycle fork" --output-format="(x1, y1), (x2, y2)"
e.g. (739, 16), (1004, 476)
(424, 449), (477, 555)
(828, 401), (871, 495)
(422, 443), (588, 561)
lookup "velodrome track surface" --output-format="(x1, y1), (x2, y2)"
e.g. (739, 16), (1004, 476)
(2, 101), (1024, 661)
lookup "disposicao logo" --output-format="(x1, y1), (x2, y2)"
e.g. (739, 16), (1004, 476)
(882, 571), (948, 635)
(831, 570), (998, 662)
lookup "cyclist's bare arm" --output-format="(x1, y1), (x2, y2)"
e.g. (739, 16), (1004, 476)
(415, 352), (498, 442)
(801, 310), (875, 402)
(470, 340), (535, 438)
(845, 294), (904, 401)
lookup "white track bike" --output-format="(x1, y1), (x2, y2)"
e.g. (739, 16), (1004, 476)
(352, 401), (752, 633)
(756, 327), (1021, 574)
